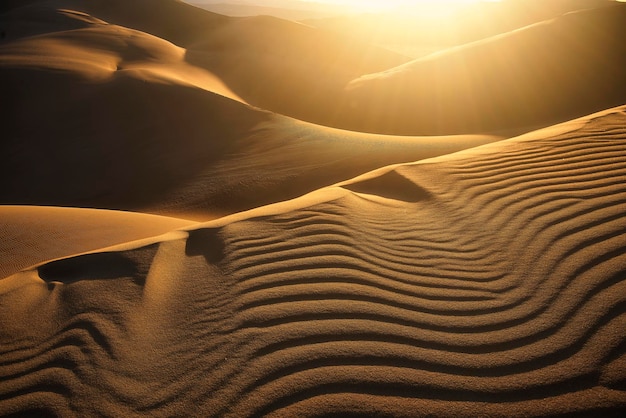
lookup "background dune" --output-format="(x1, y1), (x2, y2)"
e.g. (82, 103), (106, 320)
(5, 0), (624, 136)
(190, 0), (353, 21)
(1, 0), (410, 130)
(0, 0), (230, 45)
(185, 2), (626, 134)
(343, 4), (626, 134)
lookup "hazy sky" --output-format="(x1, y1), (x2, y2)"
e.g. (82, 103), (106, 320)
(302, 0), (626, 10)
(303, 0), (501, 12)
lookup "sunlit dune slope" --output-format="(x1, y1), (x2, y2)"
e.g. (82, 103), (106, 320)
(0, 206), (195, 280)
(343, 4), (626, 134)
(1, 106), (624, 417)
(0, 4), (499, 218)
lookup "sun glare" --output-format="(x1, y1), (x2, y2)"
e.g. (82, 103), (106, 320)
(312, 0), (501, 13)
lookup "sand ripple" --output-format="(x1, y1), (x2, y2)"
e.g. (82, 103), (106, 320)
(1, 108), (625, 417)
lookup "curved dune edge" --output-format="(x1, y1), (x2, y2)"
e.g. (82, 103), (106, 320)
(1, 106), (625, 417)
(0, 206), (196, 280)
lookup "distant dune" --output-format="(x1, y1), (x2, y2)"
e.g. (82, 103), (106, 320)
(1, 0), (625, 416)
(188, 3), (626, 134)
(4, 1), (623, 135)
(189, 1), (352, 21)
(343, 4), (626, 134)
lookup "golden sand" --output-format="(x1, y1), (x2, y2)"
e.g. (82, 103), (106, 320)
(1, 1), (625, 416)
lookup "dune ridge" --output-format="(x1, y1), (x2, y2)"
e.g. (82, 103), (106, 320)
(1, 107), (625, 417)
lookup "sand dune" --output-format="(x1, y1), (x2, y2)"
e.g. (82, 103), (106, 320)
(182, 3), (626, 134)
(0, 2), (498, 218)
(6, 1), (624, 136)
(2, 106), (625, 416)
(1, 0), (625, 416)
(343, 4), (626, 134)
(0, 23), (243, 98)
(2, 0), (410, 130)
(0, 0), (230, 46)
(184, 14), (407, 127)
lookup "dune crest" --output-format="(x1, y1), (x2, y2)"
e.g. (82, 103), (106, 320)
(0, 21), (245, 101)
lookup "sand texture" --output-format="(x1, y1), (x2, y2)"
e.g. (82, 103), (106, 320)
(2, 105), (626, 417)
(1, 0), (626, 417)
